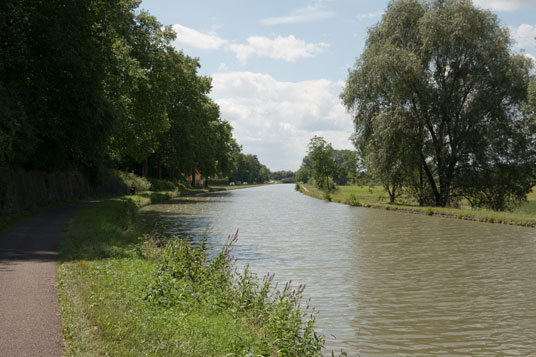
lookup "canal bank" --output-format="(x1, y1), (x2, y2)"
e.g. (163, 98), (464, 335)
(298, 183), (536, 228)
(57, 188), (323, 356)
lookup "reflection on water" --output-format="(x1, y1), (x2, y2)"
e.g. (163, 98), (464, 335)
(140, 184), (536, 355)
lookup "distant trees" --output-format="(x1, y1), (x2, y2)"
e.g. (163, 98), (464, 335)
(341, 0), (535, 210)
(270, 170), (296, 183)
(297, 136), (358, 190)
(228, 153), (270, 184)
(0, 0), (240, 183)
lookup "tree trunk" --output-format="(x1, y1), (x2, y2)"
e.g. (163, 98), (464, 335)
(143, 158), (149, 178)
(191, 169), (196, 187)
(388, 187), (395, 204)
(326, 176), (330, 191)
(421, 155), (441, 205)
(417, 165), (423, 206)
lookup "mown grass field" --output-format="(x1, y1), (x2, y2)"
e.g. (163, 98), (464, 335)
(299, 184), (536, 227)
(58, 190), (323, 356)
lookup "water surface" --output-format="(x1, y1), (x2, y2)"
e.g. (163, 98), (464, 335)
(140, 184), (536, 355)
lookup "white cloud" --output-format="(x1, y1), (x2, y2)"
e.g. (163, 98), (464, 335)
(210, 72), (353, 170)
(509, 24), (536, 49)
(473, 0), (536, 11)
(228, 35), (328, 63)
(261, 2), (335, 25)
(172, 24), (227, 50)
(356, 11), (384, 21)
(524, 53), (536, 69)
(172, 24), (328, 63)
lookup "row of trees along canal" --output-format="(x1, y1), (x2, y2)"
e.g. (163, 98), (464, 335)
(0, 0), (277, 187)
(298, 0), (536, 211)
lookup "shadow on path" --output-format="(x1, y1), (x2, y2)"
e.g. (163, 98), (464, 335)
(0, 203), (90, 357)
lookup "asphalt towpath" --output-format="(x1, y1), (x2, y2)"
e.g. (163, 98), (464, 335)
(0, 203), (90, 356)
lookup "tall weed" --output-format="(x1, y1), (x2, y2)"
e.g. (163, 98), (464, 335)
(145, 230), (324, 355)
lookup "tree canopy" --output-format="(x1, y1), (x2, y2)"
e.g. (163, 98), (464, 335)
(341, 0), (535, 210)
(0, 0), (241, 183)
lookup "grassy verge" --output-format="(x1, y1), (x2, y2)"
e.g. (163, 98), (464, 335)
(58, 190), (323, 356)
(298, 183), (536, 227)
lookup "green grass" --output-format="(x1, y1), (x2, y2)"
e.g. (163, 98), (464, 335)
(298, 183), (536, 227)
(58, 191), (323, 356)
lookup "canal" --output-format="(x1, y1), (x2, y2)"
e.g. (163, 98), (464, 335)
(140, 184), (536, 355)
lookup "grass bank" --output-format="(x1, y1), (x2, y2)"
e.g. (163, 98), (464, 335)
(298, 183), (536, 227)
(58, 189), (323, 356)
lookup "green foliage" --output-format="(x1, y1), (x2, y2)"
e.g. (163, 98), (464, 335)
(299, 183), (536, 227)
(296, 166), (312, 183)
(297, 144), (359, 189)
(307, 136), (336, 190)
(144, 236), (323, 356)
(345, 194), (362, 207)
(149, 178), (178, 192)
(271, 170), (296, 182)
(342, 0), (536, 209)
(323, 191), (332, 202)
(0, 0), (242, 184)
(207, 177), (230, 185)
(229, 153), (270, 184)
(115, 171), (151, 193)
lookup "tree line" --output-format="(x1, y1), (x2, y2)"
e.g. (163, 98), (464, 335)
(296, 136), (360, 190)
(339, 0), (535, 210)
(0, 0), (263, 184)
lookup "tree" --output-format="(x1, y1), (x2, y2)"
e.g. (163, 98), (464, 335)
(229, 153), (269, 184)
(332, 150), (358, 186)
(342, 0), (535, 209)
(528, 76), (536, 124)
(307, 136), (335, 190)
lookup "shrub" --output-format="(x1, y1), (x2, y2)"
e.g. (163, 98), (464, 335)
(115, 170), (151, 192)
(345, 194), (361, 207)
(145, 231), (324, 355)
(149, 178), (177, 192)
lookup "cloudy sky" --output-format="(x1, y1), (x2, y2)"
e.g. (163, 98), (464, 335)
(140, 0), (536, 171)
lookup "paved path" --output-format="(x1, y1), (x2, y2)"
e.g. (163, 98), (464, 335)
(0, 204), (88, 357)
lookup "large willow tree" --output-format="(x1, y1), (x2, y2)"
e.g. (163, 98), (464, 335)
(342, 0), (535, 209)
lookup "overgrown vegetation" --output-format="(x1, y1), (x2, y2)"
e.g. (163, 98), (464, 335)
(58, 196), (324, 356)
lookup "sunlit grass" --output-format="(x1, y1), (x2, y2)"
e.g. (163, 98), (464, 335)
(299, 184), (536, 227)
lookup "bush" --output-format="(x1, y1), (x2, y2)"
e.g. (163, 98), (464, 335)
(115, 170), (151, 192)
(345, 194), (361, 207)
(323, 191), (332, 202)
(149, 178), (177, 192)
(145, 232), (324, 355)
(207, 177), (229, 186)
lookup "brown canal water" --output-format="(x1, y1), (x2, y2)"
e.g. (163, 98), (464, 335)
(139, 184), (536, 355)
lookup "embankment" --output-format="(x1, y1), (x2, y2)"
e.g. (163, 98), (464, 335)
(297, 183), (536, 228)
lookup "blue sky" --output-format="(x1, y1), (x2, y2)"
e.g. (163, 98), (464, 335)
(140, 0), (536, 171)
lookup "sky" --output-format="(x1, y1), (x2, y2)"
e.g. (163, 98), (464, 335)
(140, 0), (536, 171)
